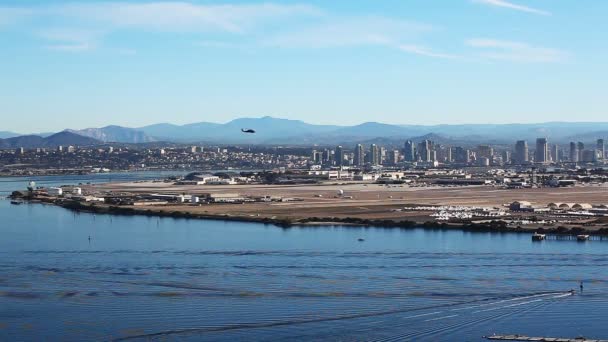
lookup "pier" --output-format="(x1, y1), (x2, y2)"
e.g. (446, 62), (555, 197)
(486, 334), (608, 341)
(531, 234), (608, 242)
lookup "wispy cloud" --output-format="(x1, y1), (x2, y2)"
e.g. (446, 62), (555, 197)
(467, 38), (567, 62)
(8, 2), (321, 33)
(266, 16), (453, 58)
(47, 42), (94, 52)
(266, 16), (433, 48)
(38, 28), (103, 52)
(1, 2), (321, 52)
(194, 40), (242, 49)
(471, 0), (551, 16)
(398, 44), (459, 59)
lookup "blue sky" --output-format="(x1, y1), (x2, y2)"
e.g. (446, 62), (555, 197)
(1, 0), (607, 133)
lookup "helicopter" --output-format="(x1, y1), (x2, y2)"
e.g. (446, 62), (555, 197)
(241, 128), (256, 134)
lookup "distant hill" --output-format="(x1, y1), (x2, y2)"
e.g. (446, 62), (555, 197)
(329, 122), (419, 138)
(0, 131), (101, 148)
(7, 117), (608, 146)
(565, 130), (608, 144)
(138, 122), (222, 142)
(138, 118), (608, 145)
(68, 125), (154, 143)
(139, 116), (340, 143)
(0, 131), (20, 139)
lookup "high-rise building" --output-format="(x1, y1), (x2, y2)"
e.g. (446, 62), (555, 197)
(354, 144), (365, 166)
(335, 145), (344, 166)
(452, 147), (470, 163)
(435, 145), (451, 163)
(322, 149), (331, 164)
(403, 140), (416, 162)
(388, 150), (400, 165)
(369, 144), (380, 165)
(577, 142), (585, 162)
(582, 149), (596, 163)
(379, 146), (387, 164)
(446, 147), (453, 163)
(501, 151), (511, 165)
(551, 144), (559, 163)
(535, 138), (549, 164)
(476, 145), (493, 159)
(418, 140), (433, 162)
(569, 142), (578, 163)
(597, 139), (605, 161)
(513, 141), (528, 164)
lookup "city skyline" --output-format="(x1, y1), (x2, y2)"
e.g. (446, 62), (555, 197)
(2, 0), (608, 132)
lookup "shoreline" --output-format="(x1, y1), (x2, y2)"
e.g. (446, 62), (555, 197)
(19, 198), (608, 236)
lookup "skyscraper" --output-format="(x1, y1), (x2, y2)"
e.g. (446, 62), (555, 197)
(353, 144), (364, 166)
(369, 144), (380, 165)
(452, 147), (469, 164)
(335, 145), (344, 166)
(597, 139), (605, 161)
(379, 146), (387, 164)
(577, 142), (585, 162)
(418, 140), (433, 162)
(535, 138), (549, 164)
(403, 140), (416, 162)
(514, 140), (528, 164)
(476, 145), (494, 159)
(569, 142), (578, 163)
(551, 144), (559, 163)
(322, 149), (331, 164)
(388, 150), (400, 165)
(501, 150), (511, 165)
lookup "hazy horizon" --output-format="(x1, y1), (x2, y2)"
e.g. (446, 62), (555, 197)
(6, 116), (608, 136)
(2, 0), (607, 132)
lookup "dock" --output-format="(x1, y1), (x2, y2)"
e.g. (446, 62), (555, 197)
(531, 234), (608, 242)
(486, 334), (608, 341)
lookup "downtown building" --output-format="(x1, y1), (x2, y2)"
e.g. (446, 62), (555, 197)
(513, 140), (529, 164)
(535, 138), (549, 164)
(353, 144), (365, 167)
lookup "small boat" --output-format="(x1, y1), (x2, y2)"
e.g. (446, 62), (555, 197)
(531, 233), (546, 241)
(577, 235), (590, 241)
(10, 200), (24, 205)
(358, 238), (365, 242)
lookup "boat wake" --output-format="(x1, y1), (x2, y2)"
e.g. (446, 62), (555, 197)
(112, 291), (573, 341)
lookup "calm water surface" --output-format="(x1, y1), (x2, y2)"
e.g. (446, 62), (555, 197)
(1, 174), (607, 341)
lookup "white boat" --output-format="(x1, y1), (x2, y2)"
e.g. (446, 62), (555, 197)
(532, 233), (546, 241)
(577, 235), (590, 241)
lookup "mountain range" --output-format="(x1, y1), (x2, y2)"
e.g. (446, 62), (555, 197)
(0, 131), (20, 139)
(0, 131), (101, 149)
(66, 125), (155, 144)
(4, 117), (608, 148)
